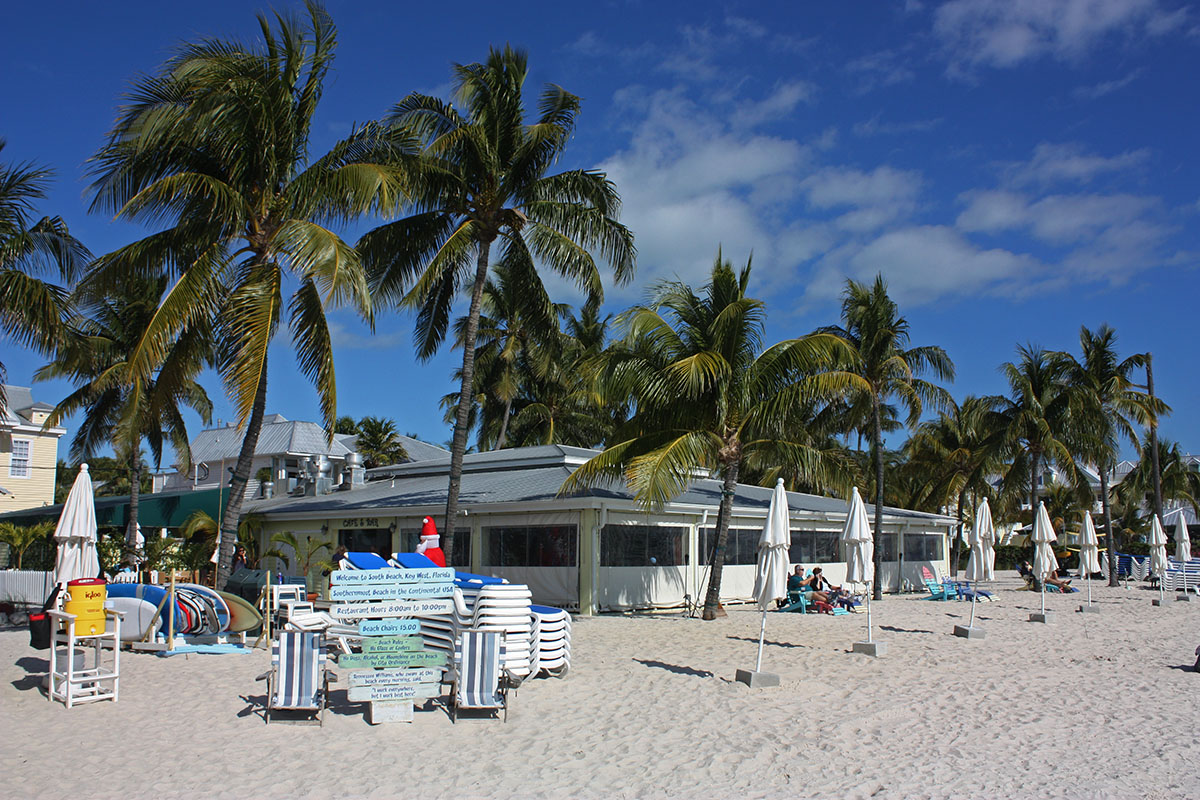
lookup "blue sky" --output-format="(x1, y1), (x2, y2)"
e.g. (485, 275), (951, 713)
(3, 0), (1197, 465)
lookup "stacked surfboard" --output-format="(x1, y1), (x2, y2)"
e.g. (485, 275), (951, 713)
(106, 582), (262, 642)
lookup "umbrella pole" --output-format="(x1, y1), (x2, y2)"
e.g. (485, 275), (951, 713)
(755, 610), (767, 672)
(968, 593), (977, 628)
(1087, 574), (1092, 607)
(1040, 585), (1045, 615)
(865, 592), (873, 643)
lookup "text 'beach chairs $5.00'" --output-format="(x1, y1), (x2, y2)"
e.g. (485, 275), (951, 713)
(447, 628), (524, 723)
(256, 631), (335, 725)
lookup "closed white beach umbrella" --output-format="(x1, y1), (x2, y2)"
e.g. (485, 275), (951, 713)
(842, 487), (875, 644)
(965, 498), (995, 582)
(1078, 511), (1101, 609)
(750, 478), (791, 673)
(52, 463), (100, 587)
(1031, 502), (1058, 616)
(963, 498), (995, 629)
(1172, 513), (1191, 595)
(1148, 514), (1168, 604)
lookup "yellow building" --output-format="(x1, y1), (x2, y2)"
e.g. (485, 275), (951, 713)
(0, 385), (66, 513)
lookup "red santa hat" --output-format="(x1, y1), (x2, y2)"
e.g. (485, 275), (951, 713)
(420, 516), (439, 542)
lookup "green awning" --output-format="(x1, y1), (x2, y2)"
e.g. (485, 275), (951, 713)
(0, 487), (230, 530)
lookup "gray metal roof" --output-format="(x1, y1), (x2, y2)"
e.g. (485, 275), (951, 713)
(251, 444), (953, 526)
(190, 418), (353, 463)
(1, 385), (52, 426)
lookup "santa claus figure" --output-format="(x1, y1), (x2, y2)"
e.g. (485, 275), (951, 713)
(416, 515), (446, 567)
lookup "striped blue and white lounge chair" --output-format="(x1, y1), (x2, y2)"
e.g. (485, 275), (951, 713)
(449, 629), (520, 722)
(256, 631), (332, 725)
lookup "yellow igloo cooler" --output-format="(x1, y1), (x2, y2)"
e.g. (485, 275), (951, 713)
(64, 578), (107, 635)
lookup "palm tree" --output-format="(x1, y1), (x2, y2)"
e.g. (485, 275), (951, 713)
(180, 509), (265, 570)
(334, 416), (359, 435)
(0, 141), (91, 403)
(263, 530), (332, 588)
(906, 396), (1004, 577)
(1117, 435), (1200, 523)
(1060, 325), (1161, 586)
(450, 262), (562, 450)
(355, 416), (410, 468)
(84, 3), (401, 587)
(993, 345), (1080, 529)
(359, 45), (636, 564)
(562, 254), (852, 619)
(0, 521), (54, 569)
(820, 275), (954, 599)
(38, 276), (212, 548)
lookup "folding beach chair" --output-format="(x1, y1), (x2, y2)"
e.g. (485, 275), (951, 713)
(448, 629), (521, 722)
(256, 631), (333, 725)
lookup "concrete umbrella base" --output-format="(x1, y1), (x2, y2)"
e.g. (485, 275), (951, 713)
(734, 669), (779, 688)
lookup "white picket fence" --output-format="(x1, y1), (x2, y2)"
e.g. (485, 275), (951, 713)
(0, 570), (55, 606)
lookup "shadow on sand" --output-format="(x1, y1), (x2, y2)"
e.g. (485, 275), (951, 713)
(633, 658), (713, 678)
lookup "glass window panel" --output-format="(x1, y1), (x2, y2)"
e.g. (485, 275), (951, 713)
(483, 525), (577, 567)
(337, 528), (391, 558)
(700, 527), (759, 565)
(9, 439), (31, 478)
(647, 526), (685, 567)
(879, 533), (898, 562)
(602, 525), (685, 566)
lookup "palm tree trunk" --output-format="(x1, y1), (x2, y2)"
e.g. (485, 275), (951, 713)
(951, 488), (965, 579)
(215, 355), (269, 589)
(1146, 357), (1163, 520)
(126, 450), (141, 559)
(702, 459), (740, 620)
(1029, 450), (1041, 521)
(1099, 466), (1119, 587)
(871, 399), (884, 601)
(494, 396), (513, 450)
(443, 241), (492, 565)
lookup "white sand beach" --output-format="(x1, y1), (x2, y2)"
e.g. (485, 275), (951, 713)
(3, 573), (1198, 800)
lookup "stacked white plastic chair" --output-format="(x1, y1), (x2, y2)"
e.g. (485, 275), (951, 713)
(454, 583), (535, 678)
(530, 604), (571, 677)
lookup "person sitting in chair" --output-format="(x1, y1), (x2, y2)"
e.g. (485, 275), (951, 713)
(1045, 568), (1072, 591)
(798, 570), (832, 606)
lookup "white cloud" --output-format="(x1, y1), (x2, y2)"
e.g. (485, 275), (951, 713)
(808, 225), (1040, 307)
(596, 87), (812, 301)
(932, 0), (1188, 72)
(1073, 68), (1144, 99)
(799, 166), (924, 231)
(1005, 142), (1149, 187)
(845, 50), (917, 93)
(733, 80), (816, 128)
(329, 320), (406, 350)
(852, 115), (943, 137)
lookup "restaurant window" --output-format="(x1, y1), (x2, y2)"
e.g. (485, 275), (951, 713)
(398, 527), (470, 566)
(904, 533), (943, 562)
(9, 438), (31, 478)
(483, 524), (578, 567)
(699, 527), (761, 566)
(601, 524), (686, 566)
(787, 530), (841, 564)
(338, 528), (391, 559)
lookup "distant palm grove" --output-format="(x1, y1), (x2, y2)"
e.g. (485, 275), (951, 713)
(1, 3), (1188, 618)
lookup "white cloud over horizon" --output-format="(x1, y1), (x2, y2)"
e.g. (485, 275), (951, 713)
(933, 0), (1188, 73)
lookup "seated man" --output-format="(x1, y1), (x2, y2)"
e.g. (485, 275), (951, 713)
(787, 565), (806, 594)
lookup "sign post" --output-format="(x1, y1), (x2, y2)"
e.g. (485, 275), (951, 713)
(329, 568), (453, 724)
